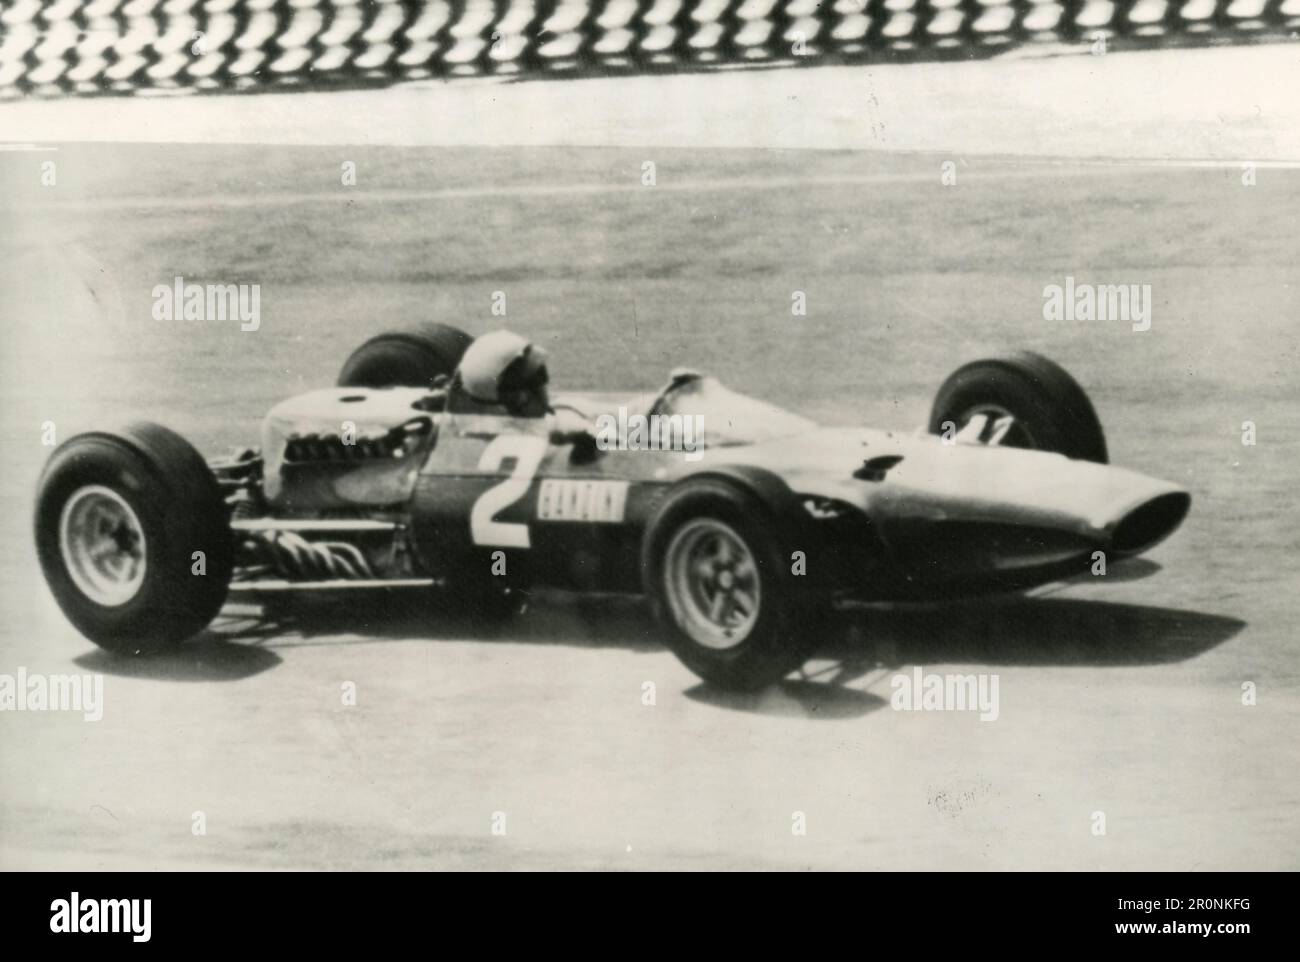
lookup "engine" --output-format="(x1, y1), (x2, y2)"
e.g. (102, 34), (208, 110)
(260, 387), (441, 512)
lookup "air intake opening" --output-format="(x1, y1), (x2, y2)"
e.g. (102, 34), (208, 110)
(1111, 492), (1191, 555)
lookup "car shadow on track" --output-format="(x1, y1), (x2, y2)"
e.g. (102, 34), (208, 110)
(684, 679), (892, 720)
(215, 590), (665, 653)
(72, 590), (660, 683)
(835, 597), (1245, 671)
(72, 630), (283, 682)
(73, 591), (1244, 706)
(688, 596), (1245, 718)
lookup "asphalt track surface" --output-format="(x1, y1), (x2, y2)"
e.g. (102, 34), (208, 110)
(1, 48), (1298, 870)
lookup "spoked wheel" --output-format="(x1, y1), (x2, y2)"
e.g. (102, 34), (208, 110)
(643, 479), (819, 691)
(35, 422), (234, 653)
(662, 518), (762, 651)
(951, 401), (1037, 450)
(58, 485), (148, 607)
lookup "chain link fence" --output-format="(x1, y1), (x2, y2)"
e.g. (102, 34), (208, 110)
(1, 0), (1297, 98)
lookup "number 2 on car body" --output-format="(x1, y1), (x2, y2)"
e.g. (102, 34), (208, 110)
(469, 434), (548, 548)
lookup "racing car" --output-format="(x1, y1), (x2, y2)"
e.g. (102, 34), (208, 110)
(35, 324), (1190, 690)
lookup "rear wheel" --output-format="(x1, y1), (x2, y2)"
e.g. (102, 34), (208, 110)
(337, 323), (474, 390)
(35, 423), (234, 653)
(642, 480), (819, 691)
(928, 351), (1108, 463)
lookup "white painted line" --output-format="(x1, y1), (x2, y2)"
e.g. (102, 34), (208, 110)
(0, 163), (1190, 213)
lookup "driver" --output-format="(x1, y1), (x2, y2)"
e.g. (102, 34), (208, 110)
(456, 329), (551, 418)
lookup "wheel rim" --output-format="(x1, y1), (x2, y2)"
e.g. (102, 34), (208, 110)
(58, 485), (147, 607)
(663, 518), (761, 650)
(957, 403), (1037, 449)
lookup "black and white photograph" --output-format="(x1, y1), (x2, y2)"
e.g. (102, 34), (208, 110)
(0, 0), (1297, 908)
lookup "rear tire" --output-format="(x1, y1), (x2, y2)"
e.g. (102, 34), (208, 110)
(35, 423), (234, 654)
(337, 323), (474, 390)
(642, 479), (819, 691)
(928, 351), (1108, 463)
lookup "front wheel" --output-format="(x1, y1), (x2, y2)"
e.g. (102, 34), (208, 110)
(642, 480), (819, 691)
(928, 351), (1108, 463)
(34, 423), (233, 654)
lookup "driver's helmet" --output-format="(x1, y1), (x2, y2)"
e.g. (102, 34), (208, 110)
(457, 330), (550, 416)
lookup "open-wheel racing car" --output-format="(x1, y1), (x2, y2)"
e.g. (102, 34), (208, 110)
(35, 325), (1191, 690)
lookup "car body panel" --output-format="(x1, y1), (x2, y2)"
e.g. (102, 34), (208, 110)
(248, 378), (1190, 600)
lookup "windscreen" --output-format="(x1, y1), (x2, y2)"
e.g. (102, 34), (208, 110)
(653, 375), (815, 447)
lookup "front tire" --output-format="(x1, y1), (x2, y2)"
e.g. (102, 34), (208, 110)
(642, 480), (818, 691)
(928, 351), (1108, 463)
(35, 423), (233, 654)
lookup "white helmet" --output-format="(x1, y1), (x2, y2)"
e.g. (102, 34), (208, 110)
(458, 330), (548, 403)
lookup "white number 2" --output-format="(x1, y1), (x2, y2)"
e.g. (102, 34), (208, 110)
(470, 435), (548, 548)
